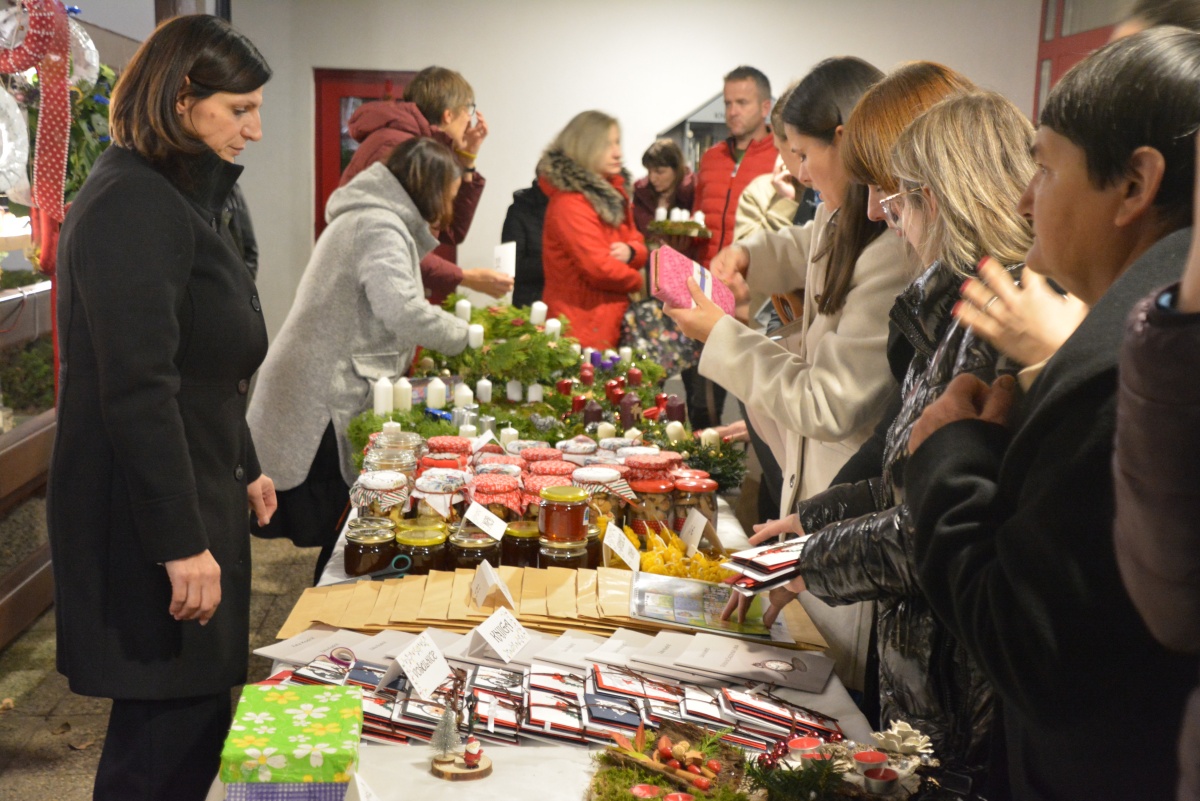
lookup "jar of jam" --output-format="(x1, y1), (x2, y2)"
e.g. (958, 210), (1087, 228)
(448, 526), (501, 570)
(362, 448), (417, 479)
(344, 526), (398, 577)
(628, 478), (676, 543)
(572, 466), (626, 530)
(538, 537), (588, 569)
(394, 522), (448, 574)
(538, 485), (590, 542)
(353, 470), (413, 519)
(585, 524), (603, 569)
(410, 472), (467, 522)
(472, 474), (522, 522)
(501, 521), (541, 567)
(673, 477), (719, 533)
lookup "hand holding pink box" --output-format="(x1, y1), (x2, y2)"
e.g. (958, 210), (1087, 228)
(650, 246), (736, 316)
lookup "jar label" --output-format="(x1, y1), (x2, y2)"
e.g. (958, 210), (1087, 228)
(465, 501), (508, 541)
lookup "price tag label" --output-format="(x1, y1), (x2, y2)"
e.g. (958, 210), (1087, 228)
(395, 631), (451, 701)
(476, 607), (530, 664)
(604, 522), (641, 573)
(470, 429), (498, 453)
(680, 508), (710, 557)
(464, 501), (508, 541)
(471, 560), (516, 608)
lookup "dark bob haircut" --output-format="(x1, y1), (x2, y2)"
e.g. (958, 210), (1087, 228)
(1041, 25), (1200, 230)
(385, 137), (463, 231)
(642, 139), (686, 175)
(110, 15), (270, 168)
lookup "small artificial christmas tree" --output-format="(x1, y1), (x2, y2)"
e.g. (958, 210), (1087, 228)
(430, 705), (460, 762)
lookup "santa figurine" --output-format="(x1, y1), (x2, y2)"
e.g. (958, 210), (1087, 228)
(462, 735), (483, 768)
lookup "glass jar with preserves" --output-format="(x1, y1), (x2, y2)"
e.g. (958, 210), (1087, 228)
(585, 525), (603, 569)
(572, 466), (626, 530)
(628, 478), (675, 543)
(344, 526), (398, 577)
(538, 485), (590, 543)
(410, 472), (468, 522)
(673, 477), (719, 533)
(448, 526), (501, 570)
(538, 537), (588, 570)
(472, 474), (522, 522)
(501, 521), (541, 567)
(363, 448), (418, 477)
(394, 522), (448, 574)
(352, 470), (413, 520)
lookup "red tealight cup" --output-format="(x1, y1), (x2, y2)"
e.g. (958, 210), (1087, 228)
(853, 750), (889, 774)
(571, 395), (587, 414)
(628, 367), (644, 387)
(630, 785), (662, 798)
(788, 736), (821, 756)
(863, 767), (899, 794)
(663, 794), (694, 801)
(579, 368), (595, 386)
(556, 378), (574, 396)
(615, 375), (626, 389)
(800, 752), (832, 769)
(604, 379), (620, 403)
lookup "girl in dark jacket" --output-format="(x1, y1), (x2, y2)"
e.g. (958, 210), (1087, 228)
(727, 91), (1034, 781)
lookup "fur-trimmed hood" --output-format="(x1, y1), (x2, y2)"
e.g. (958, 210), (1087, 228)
(536, 147), (631, 228)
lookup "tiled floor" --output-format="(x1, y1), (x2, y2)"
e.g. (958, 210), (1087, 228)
(0, 536), (318, 800)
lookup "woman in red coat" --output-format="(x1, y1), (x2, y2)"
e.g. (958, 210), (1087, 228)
(538, 111), (646, 349)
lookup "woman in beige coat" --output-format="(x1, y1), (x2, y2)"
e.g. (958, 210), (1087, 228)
(668, 57), (917, 691)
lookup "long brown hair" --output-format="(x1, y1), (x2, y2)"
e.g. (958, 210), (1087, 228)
(385, 137), (463, 231)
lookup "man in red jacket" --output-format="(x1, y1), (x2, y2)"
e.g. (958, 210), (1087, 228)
(338, 66), (513, 303)
(688, 66), (778, 426)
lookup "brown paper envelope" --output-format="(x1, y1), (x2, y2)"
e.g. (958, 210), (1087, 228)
(389, 575), (428, 623)
(597, 567), (633, 620)
(490, 566), (524, 613)
(783, 602), (829, 650)
(317, 584), (359, 627)
(575, 569), (599, 619)
(518, 567), (548, 618)
(339, 581), (382, 629)
(416, 570), (455, 622)
(276, 587), (332, 639)
(367, 579), (405, 627)
(544, 567), (578, 619)
(447, 569), (478, 622)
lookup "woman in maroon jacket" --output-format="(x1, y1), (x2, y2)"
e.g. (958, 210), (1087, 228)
(632, 138), (695, 236)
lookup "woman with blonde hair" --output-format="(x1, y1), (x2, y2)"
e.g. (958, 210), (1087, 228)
(539, 110), (646, 348)
(728, 91), (1035, 784)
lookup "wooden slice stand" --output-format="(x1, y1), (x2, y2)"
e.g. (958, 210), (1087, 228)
(431, 753), (493, 781)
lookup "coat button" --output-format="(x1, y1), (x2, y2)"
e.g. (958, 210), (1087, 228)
(237, 379), (249, 395)
(789, 475), (796, 488)
(250, 294), (261, 312)
(234, 465), (245, 481)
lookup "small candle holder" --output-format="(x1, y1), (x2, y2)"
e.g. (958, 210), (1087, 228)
(788, 736), (821, 756)
(863, 767), (899, 794)
(853, 750), (889, 774)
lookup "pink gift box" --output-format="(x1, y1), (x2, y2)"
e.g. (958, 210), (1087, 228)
(651, 246), (736, 315)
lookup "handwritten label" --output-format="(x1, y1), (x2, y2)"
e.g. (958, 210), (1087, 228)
(464, 501), (508, 541)
(604, 522), (641, 572)
(471, 560), (516, 608)
(680, 508), (709, 557)
(470, 430), (498, 453)
(476, 606), (530, 663)
(396, 631), (452, 701)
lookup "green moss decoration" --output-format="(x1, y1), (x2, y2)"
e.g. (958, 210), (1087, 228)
(645, 220), (712, 239)
(0, 338), (55, 414)
(746, 755), (853, 801)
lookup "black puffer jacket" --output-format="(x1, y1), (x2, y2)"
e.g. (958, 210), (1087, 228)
(794, 260), (1017, 772)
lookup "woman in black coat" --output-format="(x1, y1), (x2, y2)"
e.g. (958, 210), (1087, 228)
(47, 16), (274, 800)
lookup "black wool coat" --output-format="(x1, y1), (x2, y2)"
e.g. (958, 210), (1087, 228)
(905, 228), (1199, 801)
(48, 145), (267, 700)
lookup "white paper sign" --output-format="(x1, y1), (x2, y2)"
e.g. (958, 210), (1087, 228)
(395, 631), (452, 701)
(471, 560), (516, 608)
(464, 501), (508, 541)
(604, 522), (641, 572)
(470, 429), (498, 453)
(476, 606), (531, 664)
(494, 241), (517, 276)
(679, 508), (709, 557)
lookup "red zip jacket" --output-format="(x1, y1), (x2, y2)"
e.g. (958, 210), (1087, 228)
(693, 133), (777, 266)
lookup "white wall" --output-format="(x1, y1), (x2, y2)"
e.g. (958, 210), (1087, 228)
(233, 0), (1042, 339)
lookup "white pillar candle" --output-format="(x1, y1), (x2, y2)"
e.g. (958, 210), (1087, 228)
(393, 376), (412, 412)
(455, 298), (472, 321)
(624, 427), (642, 441)
(665, 420), (686, 443)
(692, 210), (706, 227)
(527, 384), (544, 403)
(699, 428), (721, 449)
(570, 343), (582, 357)
(453, 383), (474, 409)
(476, 377), (492, 404)
(425, 377), (447, 410)
(582, 347), (594, 363)
(543, 319), (561, 340)
(654, 206), (668, 222)
(596, 422), (617, 440)
(500, 426), (519, 447)
(506, 380), (523, 402)
(618, 346), (633, 364)
(458, 424), (478, 438)
(373, 376), (393, 416)
(467, 323), (484, 348)
(529, 301), (548, 325)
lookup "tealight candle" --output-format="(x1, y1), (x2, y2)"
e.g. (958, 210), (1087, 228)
(453, 383), (474, 409)
(467, 323), (484, 348)
(788, 736), (821, 755)
(530, 301), (548, 325)
(500, 426), (519, 447)
(624, 427), (642, 441)
(479, 415), (496, 434)
(527, 384), (544, 403)
(506, 380), (523, 403)
(596, 421), (616, 440)
(619, 346), (633, 364)
(853, 751), (888, 774)
(393, 376), (412, 412)
(699, 428), (721, 449)
(373, 376), (393, 416)
(863, 767), (899, 794)
(425, 377), (446, 410)
(476, 377), (492, 404)
(665, 421), (686, 443)
(455, 298), (472, 321)
(458, 424), (478, 438)
(544, 318), (561, 339)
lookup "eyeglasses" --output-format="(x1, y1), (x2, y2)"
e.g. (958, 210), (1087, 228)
(879, 186), (922, 227)
(465, 102), (477, 124)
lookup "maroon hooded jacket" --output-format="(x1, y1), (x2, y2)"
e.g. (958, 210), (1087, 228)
(338, 100), (486, 303)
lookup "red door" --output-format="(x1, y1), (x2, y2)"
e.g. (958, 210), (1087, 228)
(1033, 0), (1124, 116)
(313, 68), (417, 238)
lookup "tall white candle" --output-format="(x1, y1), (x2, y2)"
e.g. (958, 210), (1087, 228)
(530, 301), (548, 326)
(571, 343), (583, 357)
(619, 346), (633, 364)
(596, 422), (617, 440)
(476, 377), (493, 404)
(458, 424), (478, 438)
(526, 384), (544, 403)
(373, 376), (393, 416)
(467, 323), (484, 348)
(699, 428), (721, 449)
(455, 298), (472, 321)
(543, 319), (561, 340)
(426, 377), (447, 410)
(582, 347), (594, 363)
(692, 210), (705, 227)
(506, 380), (523, 402)
(654, 206), (668, 222)
(500, 426), (519, 447)
(665, 420), (686, 443)
(393, 377), (412, 412)
(453, 383), (474, 409)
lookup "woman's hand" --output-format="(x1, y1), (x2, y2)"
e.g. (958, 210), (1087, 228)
(908, 373), (1017, 454)
(771, 161), (796, 201)
(710, 245), (750, 287)
(461, 268), (515, 298)
(610, 242), (634, 264)
(955, 257), (1088, 366)
(713, 420), (749, 443)
(164, 550), (222, 625)
(461, 110), (489, 158)
(662, 277), (726, 342)
(720, 514), (805, 622)
(247, 474), (277, 528)
(722, 578), (806, 626)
